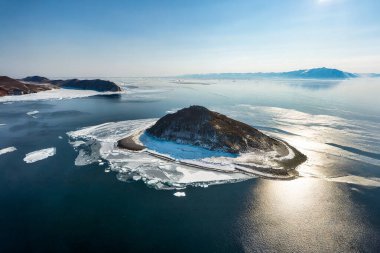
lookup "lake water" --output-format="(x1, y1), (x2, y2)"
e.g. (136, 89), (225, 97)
(1, 77), (380, 252)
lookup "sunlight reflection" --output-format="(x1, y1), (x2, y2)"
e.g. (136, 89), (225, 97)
(238, 178), (367, 252)
(259, 178), (318, 213)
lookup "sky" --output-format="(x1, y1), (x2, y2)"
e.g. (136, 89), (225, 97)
(0, 0), (380, 77)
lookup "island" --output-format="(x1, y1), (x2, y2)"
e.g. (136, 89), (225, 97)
(147, 105), (286, 154)
(117, 106), (306, 179)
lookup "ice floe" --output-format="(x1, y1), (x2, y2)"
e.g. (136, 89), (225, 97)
(23, 147), (56, 163)
(0, 146), (17, 156)
(173, 192), (186, 197)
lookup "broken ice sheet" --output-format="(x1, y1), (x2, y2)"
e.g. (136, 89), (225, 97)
(67, 119), (251, 190)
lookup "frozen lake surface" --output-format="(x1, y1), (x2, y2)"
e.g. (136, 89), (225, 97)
(1, 77), (380, 252)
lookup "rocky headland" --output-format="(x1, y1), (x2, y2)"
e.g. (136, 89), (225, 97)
(0, 75), (123, 97)
(0, 76), (56, 96)
(22, 76), (122, 92)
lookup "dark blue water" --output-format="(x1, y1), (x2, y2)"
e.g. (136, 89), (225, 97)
(1, 78), (380, 252)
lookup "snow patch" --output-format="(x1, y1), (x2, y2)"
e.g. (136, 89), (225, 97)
(140, 133), (236, 160)
(176, 166), (238, 183)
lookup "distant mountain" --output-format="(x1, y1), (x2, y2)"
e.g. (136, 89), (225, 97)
(21, 76), (122, 92)
(0, 76), (55, 97)
(181, 67), (358, 80)
(278, 67), (358, 79)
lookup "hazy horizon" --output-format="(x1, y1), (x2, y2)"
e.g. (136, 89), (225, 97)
(0, 66), (374, 80)
(1, 0), (380, 77)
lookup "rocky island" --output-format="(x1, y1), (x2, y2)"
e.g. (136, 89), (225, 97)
(147, 105), (286, 154)
(117, 106), (306, 179)
(22, 76), (122, 92)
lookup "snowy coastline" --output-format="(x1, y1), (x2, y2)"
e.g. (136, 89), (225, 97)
(67, 119), (304, 190)
(0, 88), (125, 102)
